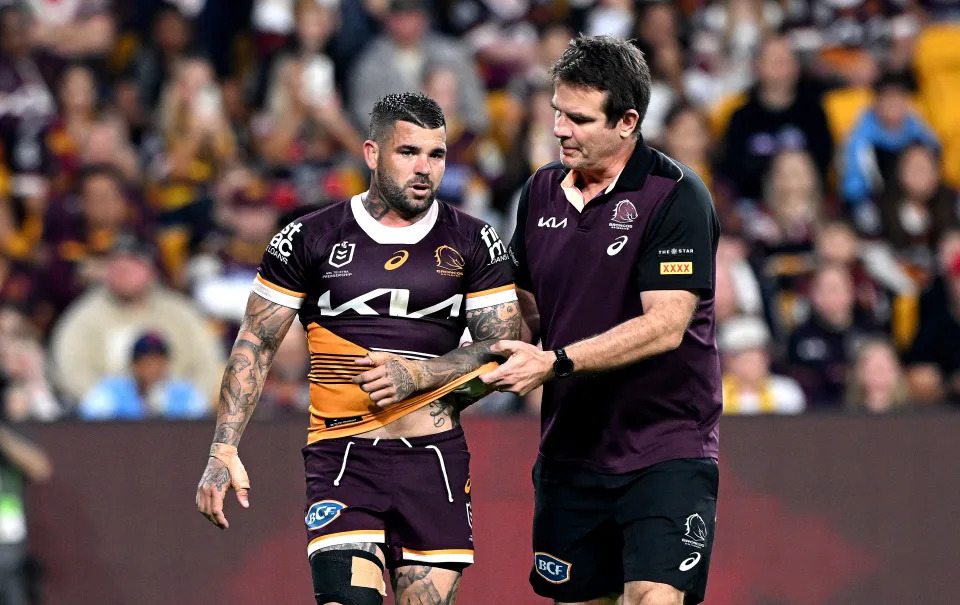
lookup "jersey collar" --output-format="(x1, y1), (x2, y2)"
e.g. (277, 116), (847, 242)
(350, 192), (439, 244)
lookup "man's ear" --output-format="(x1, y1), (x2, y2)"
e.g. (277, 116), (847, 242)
(363, 140), (378, 171)
(619, 109), (641, 139)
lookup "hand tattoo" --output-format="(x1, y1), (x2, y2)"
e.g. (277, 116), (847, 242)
(385, 358), (421, 401)
(200, 458), (231, 493)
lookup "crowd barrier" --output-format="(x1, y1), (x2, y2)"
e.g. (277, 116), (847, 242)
(20, 413), (960, 604)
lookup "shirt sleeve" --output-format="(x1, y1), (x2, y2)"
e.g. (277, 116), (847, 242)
(507, 176), (533, 290)
(635, 173), (719, 293)
(252, 219), (311, 309)
(464, 222), (517, 311)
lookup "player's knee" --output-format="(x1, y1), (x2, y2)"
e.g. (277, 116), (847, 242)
(623, 581), (684, 605)
(310, 549), (386, 605)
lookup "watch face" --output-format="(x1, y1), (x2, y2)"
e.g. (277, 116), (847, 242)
(555, 357), (574, 377)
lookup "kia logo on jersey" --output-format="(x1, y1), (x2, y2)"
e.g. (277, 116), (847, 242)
(534, 553), (572, 584)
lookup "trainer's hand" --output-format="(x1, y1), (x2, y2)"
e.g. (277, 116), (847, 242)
(480, 340), (555, 396)
(353, 352), (425, 407)
(196, 443), (250, 530)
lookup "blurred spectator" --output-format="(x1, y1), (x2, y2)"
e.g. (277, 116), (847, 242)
(49, 234), (223, 406)
(748, 149), (823, 248)
(45, 64), (100, 195)
(845, 338), (909, 413)
(42, 164), (146, 314)
(874, 142), (960, 283)
(687, 0), (785, 104)
(719, 35), (833, 201)
(787, 263), (879, 408)
(632, 3), (685, 141)
(422, 65), (491, 217)
(714, 235), (763, 324)
(349, 0), (488, 133)
(133, 4), (194, 108)
(719, 315), (806, 415)
(0, 420), (52, 605)
(904, 235), (960, 404)
(189, 170), (280, 347)
(585, 0), (635, 39)
(841, 72), (939, 212)
(79, 117), (141, 184)
(446, 0), (540, 89)
(0, 306), (59, 422)
(0, 4), (57, 201)
(257, 321), (310, 417)
(78, 331), (208, 420)
(0, 258), (47, 333)
(781, 0), (918, 83)
(659, 103), (714, 192)
(26, 0), (116, 60)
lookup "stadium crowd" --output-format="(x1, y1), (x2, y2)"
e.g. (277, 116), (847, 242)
(0, 0), (959, 423)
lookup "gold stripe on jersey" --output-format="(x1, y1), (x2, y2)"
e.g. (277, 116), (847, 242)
(305, 323), (498, 442)
(465, 284), (515, 299)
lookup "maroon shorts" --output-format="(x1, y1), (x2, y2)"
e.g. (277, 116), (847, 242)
(302, 427), (474, 568)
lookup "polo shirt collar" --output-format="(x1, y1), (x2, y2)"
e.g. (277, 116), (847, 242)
(556, 139), (655, 211)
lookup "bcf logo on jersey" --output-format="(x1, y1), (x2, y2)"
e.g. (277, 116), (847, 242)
(305, 500), (346, 530)
(534, 553), (572, 584)
(267, 222), (303, 264)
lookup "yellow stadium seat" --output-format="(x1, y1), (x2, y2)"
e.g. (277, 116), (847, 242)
(708, 91), (747, 140)
(822, 87), (874, 144)
(913, 24), (960, 81)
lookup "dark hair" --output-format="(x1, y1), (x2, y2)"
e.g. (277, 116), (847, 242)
(78, 163), (126, 191)
(368, 92), (445, 143)
(873, 69), (916, 95)
(548, 35), (652, 135)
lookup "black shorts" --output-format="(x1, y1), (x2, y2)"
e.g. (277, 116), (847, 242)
(530, 457), (719, 604)
(302, 428), (474, 569)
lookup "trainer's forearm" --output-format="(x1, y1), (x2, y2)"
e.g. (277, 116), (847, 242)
(418, 299), (521, 390)
(211, 295), (296, 447)
(517, 288), (540, 344)
(566, 300), (692, 374)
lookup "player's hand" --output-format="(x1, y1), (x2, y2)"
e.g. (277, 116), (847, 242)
(353, 352), (426, 407)
(480, 340), (555, 396)
(196, 444), (250, 530)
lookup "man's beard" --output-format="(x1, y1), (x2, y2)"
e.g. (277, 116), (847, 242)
(375, 162), (437, 219)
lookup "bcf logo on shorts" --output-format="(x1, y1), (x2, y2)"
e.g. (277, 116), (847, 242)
(305, 500), (346, 530)
(534, 552), (572, 584)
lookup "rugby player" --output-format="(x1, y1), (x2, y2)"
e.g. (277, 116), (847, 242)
(482, 36), (722, 605)
(196, 92), (519, 605)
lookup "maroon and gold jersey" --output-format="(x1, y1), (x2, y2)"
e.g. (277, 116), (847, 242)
(253, 194), (516, 442)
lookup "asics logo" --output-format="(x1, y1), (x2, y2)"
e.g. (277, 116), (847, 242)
(607, 236), (628, 256)
(384, 250), (409, 270)
(679, 552), (701, 571)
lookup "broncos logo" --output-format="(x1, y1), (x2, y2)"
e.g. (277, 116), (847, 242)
(685, 513), (708, 543)
(612, 200), (638, 224)
(435, 245), (465, 271)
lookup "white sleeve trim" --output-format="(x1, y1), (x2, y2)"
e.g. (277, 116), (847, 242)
(464, 288), (518, 310)
(251, 279), (304, 309)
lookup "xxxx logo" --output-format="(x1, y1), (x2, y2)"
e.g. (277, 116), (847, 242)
(660, 262), (692, 275)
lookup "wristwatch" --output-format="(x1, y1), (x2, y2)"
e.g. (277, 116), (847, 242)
(553, 348), (574, 378)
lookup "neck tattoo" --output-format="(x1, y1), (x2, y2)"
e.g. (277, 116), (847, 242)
(362, 188), (391, 222)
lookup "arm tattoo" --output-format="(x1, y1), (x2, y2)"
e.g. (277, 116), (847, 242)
(385, 358), (418, 401)
(416, 300), (521, 391)
(362, 187), (390, 222)
(211, 294), (297, 447)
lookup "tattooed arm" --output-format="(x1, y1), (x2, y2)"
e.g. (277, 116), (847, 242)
(353, 298), (521, 407)
(196, 292), (298, 529)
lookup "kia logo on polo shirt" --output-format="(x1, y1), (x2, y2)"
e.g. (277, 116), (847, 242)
(534, 553), (572, 583)
(538, 216), (568, 228)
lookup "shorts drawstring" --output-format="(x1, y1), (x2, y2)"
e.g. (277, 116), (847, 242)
(333, 442), (354, 486)
(426, 445), (454, 503)
(334, 437), (455, 503)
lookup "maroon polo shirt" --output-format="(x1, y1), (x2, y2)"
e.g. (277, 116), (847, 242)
(509, 141), (722, 473)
